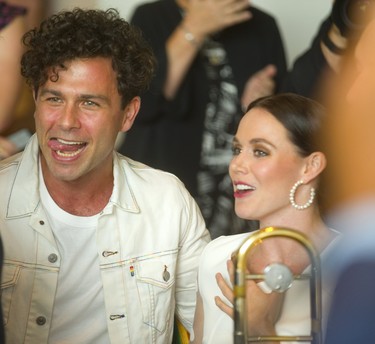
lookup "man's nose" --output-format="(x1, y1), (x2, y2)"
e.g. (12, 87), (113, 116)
(57, 104), (80, 129)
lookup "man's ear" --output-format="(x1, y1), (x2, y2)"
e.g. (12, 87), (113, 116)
(302, 151), (327, 183)
(33, 88), (38, 102)
(120, 96), (141, 133)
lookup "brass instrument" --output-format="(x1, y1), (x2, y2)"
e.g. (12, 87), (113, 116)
(233, 227), (322, 344)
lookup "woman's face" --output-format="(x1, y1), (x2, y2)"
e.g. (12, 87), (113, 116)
(229, 107), (308, 222)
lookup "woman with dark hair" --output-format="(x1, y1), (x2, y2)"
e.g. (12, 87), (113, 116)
(192, 93), (339, 343)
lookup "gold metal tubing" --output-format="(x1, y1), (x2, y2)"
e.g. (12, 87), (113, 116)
(233, 226), (322, 344)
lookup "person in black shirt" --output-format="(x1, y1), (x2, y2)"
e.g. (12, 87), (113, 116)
(119, 0), (287, 238)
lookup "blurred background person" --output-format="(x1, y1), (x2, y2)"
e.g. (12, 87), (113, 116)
(0, 1), (26, 158)
(0, 0), (46, 159)
(0, 2), (27, 339)
(280, 0), (361, 100)
(118, 0), (287, 239)
(7, 0), (45, 31)
(315, 2), (375, 343)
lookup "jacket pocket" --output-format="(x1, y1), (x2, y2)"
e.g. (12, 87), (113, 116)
(1, 264), (21, 325)
(135, 250), (177, 333)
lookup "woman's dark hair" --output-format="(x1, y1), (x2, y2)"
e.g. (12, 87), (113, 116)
(21, 8), (156, 108)
(246, 93), (325, 157)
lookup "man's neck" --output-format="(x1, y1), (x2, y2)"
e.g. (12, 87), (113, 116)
(41, 164), (114, 216)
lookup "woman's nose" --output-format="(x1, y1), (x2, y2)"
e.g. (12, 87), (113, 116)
(230, 153), (248, 175)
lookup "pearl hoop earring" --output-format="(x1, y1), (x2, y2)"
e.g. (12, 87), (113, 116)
(289, 180), (315, 210)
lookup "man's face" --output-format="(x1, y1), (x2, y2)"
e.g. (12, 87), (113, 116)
(34, 57), (135, 184)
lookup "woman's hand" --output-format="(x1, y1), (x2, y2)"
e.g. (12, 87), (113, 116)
(215, 259), (235, 317)
(215, 258), (284, 339)
(243, 279), (284, 336)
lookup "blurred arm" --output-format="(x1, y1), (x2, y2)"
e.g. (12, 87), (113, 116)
(0, 15), (26, 133)
(164, 0), (251, 99)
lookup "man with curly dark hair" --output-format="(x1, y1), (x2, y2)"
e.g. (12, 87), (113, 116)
(0, 8), (210, 343)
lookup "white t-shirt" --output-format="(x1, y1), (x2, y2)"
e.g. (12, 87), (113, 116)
(198, 230), (339, 344)
(39, 167), (111, 344)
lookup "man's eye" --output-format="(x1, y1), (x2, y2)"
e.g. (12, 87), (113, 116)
(83, 100), (98, 107)
(47, 97), (61, 103)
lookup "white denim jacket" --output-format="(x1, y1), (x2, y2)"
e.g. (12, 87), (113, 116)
(0, 135), (210, 344)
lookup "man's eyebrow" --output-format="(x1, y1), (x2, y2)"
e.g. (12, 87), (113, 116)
(39, 88), (62, 96)
(79, 94), (110, 103)
(39, 89), (110, 103)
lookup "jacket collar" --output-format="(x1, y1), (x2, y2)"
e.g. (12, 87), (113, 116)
(7, 135), (40, 218)
(108, 152), (140, 214)
(7, 135), (140, 218)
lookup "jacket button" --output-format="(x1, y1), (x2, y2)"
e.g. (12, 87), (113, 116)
(48, 253), (58, 263)
(36, 316), (46, 326)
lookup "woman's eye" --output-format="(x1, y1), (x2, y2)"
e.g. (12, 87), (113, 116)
(232, 146), (242, 156)
(254, 149), (268, 157)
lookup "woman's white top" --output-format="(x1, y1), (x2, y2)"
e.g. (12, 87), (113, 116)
(198, 230), (339, 344)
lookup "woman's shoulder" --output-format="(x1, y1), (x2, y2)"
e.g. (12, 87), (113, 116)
(0, 2), (27, 31)
(202, 232), (254, 260)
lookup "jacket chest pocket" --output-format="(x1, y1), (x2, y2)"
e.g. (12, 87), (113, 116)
(1, 264), (21, 325)
(135, 252), (177, 334)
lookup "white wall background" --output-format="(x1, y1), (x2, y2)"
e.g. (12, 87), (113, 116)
(49, 0), (333, 67)
(252, 0), (332, 66)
